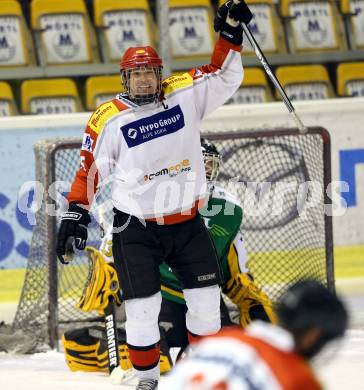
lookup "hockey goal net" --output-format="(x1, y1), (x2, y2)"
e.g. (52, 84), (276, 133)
(13, 127), (333, 349)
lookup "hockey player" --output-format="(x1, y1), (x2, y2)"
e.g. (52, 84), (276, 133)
(62, 138), (276, 375)
(56, 1), (253, 388)
(160, 280), (348, 390)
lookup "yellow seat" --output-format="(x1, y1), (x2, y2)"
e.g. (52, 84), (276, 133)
(337, 62), (364, 97)
(340, 0), (364, 49)
(168, 0), (216, 59)
(227, 67), (273, 104)
(0, 0), (35, 67)
(275, 65), (334, 101)
(281, 0), (347, 52)
(31, 0), (99, 65)
(21, 78), (83, 114)
(86, 75), (125, 110)
(0, 81), (17, 116)
(219, 0), (286, 54)
(93, 0), (155, 62)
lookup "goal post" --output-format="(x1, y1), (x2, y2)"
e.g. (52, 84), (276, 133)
(13, 127), (334, 350)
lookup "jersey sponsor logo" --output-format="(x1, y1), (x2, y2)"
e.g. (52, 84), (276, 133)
(121, 105), (185, 148)
(88, 102), (120, 134)
(162, 73), (193, 95)
(128, 128), (138, 139)
(81, 133), (94, 152)
(144, 159), (191, 181)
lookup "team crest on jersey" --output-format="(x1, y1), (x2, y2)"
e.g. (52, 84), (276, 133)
(120, 105), (185, 148)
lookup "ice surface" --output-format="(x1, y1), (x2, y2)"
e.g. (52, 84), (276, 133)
(0, 330), (363, 390)
(1, 281), (363, 389)
(0, 350), (137, 389)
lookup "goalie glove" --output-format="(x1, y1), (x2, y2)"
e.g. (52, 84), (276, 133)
(214, 0), (253, 46)
(76, 246), (122, 315)
(226, 272), (277, 328)
(56, 203), (91, 264)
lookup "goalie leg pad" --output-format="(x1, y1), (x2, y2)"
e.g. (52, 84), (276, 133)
(62, 328), (100, 372)
(97, 339), (133, 371)
(63, 326), (132, 373)
(64, 325), (173, 374)
(159, 327), (173, 374)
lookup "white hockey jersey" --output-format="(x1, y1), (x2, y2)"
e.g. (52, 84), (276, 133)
(67, 37), (243, 223)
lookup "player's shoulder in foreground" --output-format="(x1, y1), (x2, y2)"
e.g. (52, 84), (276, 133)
(87, 96), (133, 135)
(212, 185), (242, 209)
(162, 72), (194, 97)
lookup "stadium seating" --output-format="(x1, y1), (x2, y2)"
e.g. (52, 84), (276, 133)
(85, 75), (124, 110)
(0, 0), (362, 116)
(340, 0), (364, 49)
(0, 0), (36, 67)
(280, 0), (347, 52)
(21, 78), (83, 114)
(227, 67), (273, 104)
(30, 0), (99, 65)
(275, 65), (335, 100)
(0, 81), (17, 116)
(219, 0), (287, 54)
(93, 0), (155, 62)
(337, 62), (364, 97)
(168, 0), (216, 59)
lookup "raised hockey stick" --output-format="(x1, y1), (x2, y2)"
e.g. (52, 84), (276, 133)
(242, 23), (308, 134)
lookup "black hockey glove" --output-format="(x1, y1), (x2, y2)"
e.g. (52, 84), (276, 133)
(56, 203), (91, 264)
(214, 0), (253, 46)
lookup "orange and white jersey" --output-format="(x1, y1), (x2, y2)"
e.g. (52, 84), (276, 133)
(67, 37), (243, 223)
(161, 321), (322, 390)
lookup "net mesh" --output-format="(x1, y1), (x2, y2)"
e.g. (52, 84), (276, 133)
(12, 129), (332, 349)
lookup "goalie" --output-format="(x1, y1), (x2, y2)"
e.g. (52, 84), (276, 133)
(62, 138), (276, 375)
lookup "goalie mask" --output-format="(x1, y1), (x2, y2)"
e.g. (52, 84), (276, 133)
(201, 138), (222, 181)
(120, 46), (163, 105)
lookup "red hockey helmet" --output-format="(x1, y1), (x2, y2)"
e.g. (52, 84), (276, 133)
(120, 46), (163, 105)
(120, 46), (163, 71)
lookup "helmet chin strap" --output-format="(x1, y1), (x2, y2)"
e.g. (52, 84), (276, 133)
(130, 93), (158, 105)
